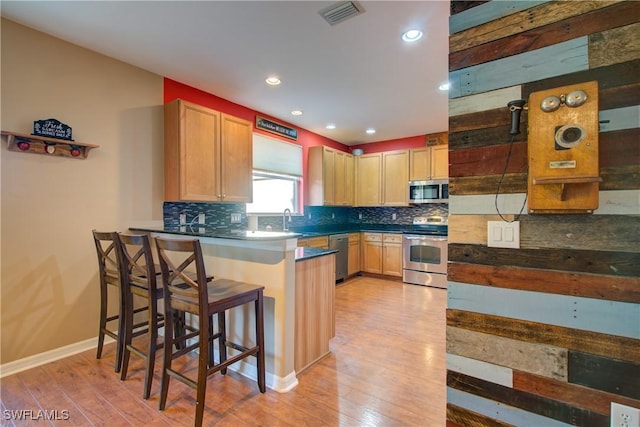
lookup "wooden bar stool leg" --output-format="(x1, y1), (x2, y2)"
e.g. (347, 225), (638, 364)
(96, 286), (108, 360)
(256, 290), (266, 393)
(195, 315), (211, 427)
(158, 308), (174, 412)
(143, 305), (159, 399)
(119, 290), (133, 382)
(218, 312), (227, 375)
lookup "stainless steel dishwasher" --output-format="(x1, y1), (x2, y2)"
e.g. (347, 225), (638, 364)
(329, 234), (349, 282)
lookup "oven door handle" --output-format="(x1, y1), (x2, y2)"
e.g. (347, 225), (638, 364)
(404, 236), (447, 242)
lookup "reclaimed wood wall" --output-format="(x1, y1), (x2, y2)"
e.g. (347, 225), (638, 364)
(446, 1), (640, 426)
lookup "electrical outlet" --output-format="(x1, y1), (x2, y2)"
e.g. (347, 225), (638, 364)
(179, 213), (186, 225)
(331, 213), (335, 219)
(198, 213), (205, 225)
(392, 213), (397, 220)
(611, 403), (640, 427)
(358, 213), (363, 220)
(230, 213), (241, 223)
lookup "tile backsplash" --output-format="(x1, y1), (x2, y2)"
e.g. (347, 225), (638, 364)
(164, 202), (448, 232)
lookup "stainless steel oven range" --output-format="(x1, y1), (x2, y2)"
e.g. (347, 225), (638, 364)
(402, 216), (448, 289)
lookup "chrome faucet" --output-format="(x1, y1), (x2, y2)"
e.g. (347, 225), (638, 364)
(283, 208), (292, 231)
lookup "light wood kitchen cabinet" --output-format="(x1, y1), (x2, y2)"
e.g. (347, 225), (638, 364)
(382, 233), (403, 277)
(297, 235), (329, 249)
(347, 232), (360, 276)
(295, 253), (335, 373)
(409, 132), (449, 181)
(409, 148), (429, 181)
(355, 150), (408, 206)
(362, 232), (402, 277)
(430, 144), (449, 179)
(338, 151), (355, 206)
(355, 153), (382, 206)
(164, 99), (253, 202)
(382, 150), (409, 206)
(308, 146), (353, 206)
(361, 232), (382, 274)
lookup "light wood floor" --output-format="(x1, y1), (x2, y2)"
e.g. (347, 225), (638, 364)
(1, 276), (446, 426)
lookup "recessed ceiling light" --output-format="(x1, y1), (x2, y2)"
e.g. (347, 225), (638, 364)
(326, 123), (336, 130)
(365, 128), (376, 135)
(438, 81), (450, 91)
(291, 110), (303, 116)
(265, 76), (281, 85)
(402, 29), (423, 43)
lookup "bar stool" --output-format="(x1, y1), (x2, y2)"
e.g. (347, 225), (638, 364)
(92, 230), (127, 373)
(114, 232), (166, 399)
(155, 237), (266, 427)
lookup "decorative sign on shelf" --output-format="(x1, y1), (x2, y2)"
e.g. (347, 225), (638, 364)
(256, 116), (297, 140)
(32, 118), (73, 141)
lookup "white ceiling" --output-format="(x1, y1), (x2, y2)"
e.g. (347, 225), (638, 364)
(1, 1), (451, 146)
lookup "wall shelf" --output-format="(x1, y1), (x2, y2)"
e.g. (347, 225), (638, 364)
(1, 130), (99, 159)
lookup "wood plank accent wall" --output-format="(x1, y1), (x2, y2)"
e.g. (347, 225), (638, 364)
(446, 2), (640, 426)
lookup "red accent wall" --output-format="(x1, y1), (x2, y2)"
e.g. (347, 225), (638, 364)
(349, 135), (427, 154)
(164, 78), (351, 206)
(163, 78), (428, 205)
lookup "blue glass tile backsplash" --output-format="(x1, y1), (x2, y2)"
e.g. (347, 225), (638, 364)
(164, 202), (448, 232)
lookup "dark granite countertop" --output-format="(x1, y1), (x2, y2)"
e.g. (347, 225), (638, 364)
(294, 247), (338, 262)
(129, 226), (302, 241)
(294, 223), (447, 237)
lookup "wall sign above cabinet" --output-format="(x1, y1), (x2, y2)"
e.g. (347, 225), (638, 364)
(256, 116), (297, 140)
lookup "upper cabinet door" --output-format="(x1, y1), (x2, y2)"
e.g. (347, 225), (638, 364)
(355, 153), (382, 206)
(430, 144), (449, 180)
(219, 113), (253, 203)
(382, 150), (409, 206)
(409, 148), (430, 181)
(165, 99), (221, 202)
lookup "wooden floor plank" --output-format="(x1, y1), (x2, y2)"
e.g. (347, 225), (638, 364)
(0, 276), (446, 426)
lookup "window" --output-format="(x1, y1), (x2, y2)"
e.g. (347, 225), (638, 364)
(247, 134), (302, 214)
(246, 171), (300, 214)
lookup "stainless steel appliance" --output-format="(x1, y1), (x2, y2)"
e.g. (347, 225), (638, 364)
(402, 216), (448, 288)
(409, 179), (449, 204)
(329, 234), (349, 282)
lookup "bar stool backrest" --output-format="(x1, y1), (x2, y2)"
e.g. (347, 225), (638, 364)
(155, 238), (211, 317)
(116, 233), (157, 291)
(92, 230), (121, 287)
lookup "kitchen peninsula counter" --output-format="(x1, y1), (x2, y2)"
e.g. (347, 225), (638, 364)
(128, 226), (337, 391)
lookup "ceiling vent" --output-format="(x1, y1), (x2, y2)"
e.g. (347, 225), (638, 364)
(319, 1), (365, 26)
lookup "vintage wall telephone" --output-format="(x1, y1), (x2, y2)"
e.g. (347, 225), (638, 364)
(509, 81), (601, 214)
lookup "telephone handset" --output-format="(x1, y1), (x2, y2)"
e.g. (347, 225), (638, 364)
(507, 99), (527, 135)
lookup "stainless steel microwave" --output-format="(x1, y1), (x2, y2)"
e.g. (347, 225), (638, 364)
(409, 179), (449, 204)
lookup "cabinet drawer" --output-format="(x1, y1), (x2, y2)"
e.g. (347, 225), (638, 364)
(383, 233), (402, 244)
(363, 232), (382, 242)
(306, 236), (329, 249)
(348, 233), (360, 243)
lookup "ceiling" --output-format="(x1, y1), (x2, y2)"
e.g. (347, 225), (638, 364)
(1, 1), (450, 146)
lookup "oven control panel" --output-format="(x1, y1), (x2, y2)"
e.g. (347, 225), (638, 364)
(412, 216), (448, 226)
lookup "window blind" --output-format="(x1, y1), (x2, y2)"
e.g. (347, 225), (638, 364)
(253, 133), (302, 176)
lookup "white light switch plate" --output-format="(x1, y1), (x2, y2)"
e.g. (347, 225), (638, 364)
(487, 221), (520, 248)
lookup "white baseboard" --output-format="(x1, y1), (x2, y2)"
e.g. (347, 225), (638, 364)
(0, 338), (299, 393)
(230, 356), (298, 393)
(0, 337), (114, 378)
